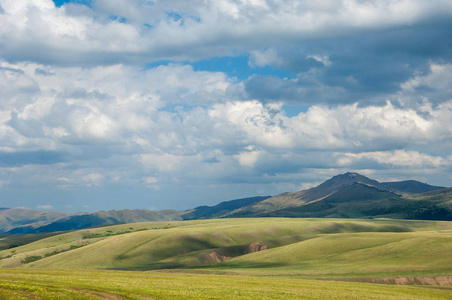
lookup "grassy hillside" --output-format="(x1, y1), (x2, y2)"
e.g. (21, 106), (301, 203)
(405, 188), (452, 206)
(1, 218), (451, 299)
(1, 218), (451, 279)
(211, 230), (452, 276)
(0, 232), (60, 251)
(1, 268), (452, 300)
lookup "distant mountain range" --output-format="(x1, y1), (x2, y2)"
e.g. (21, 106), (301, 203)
(1, 172), (450, 234)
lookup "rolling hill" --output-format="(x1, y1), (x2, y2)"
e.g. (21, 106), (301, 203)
(0, 218), (451, 278)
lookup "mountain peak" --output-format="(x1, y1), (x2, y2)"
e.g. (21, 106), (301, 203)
(318, 172), (380, 189)
(344, 172), (360, 176)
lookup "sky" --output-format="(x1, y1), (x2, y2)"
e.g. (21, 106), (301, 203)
(0, 0), (452, 213)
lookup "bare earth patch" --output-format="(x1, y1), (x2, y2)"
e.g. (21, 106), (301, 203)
(246, 242), (268, 253)
(205, 251), (232, 263)
(333, 276), (452, 286)
(70, 288), (126, 300)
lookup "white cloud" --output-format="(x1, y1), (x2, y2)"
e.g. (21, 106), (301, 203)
(140, 153), (183, 172)
(249, 49), (283, 68)
(37, 204), (54, 210)
(234, 146), (262, 167)
(207, 100), (452, 153)
(336, 150), (450, 168)
(1, 0), (451, 65)
(143, 176), (158, 184)
(143, 176), (160, 189)
(399, 63), (452, 106)
(0, 1), (451, 210)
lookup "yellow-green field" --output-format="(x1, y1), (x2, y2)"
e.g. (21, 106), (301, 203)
(0, 218), (451, 299)
(1, 269), (452, 299)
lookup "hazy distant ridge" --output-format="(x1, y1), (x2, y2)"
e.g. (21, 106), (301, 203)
(1, 172), (449, 234)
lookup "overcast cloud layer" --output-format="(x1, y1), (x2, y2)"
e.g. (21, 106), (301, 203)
(0, 0), (451, 212)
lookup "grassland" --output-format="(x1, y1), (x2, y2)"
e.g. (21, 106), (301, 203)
(0, 218), (451, 299)
(1, 218), (451, 274)
(1, 269), (452, 299)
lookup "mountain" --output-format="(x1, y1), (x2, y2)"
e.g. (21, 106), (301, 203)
(381, 180), (445, 194)
(5, 209), (183, 234)
(267, 183), (402, 218)
(1, 196), (272, 234)
(218, 173), (450, 220)
(181, 196), (271, 220)
(1, 172), (449, 234)
(266, 184), (452, 220)
(0, 208), (69, 233)
(223, 172), (386, 217)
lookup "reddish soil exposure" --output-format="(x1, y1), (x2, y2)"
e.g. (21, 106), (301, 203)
(205, 251), (232, 264)
(246, 242), (268, 253)
(332, 276), (452, 286)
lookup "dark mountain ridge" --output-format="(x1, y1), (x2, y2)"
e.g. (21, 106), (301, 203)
(381, 180), (445, 194)
(1, 172), (449, 234)
(181, 196), (271, 220)
(5, 209), (182, 234)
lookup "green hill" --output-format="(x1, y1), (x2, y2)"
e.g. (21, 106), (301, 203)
(1, 218), (451, 278)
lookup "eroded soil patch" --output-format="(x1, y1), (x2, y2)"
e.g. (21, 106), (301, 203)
(333, 276), (452, 286)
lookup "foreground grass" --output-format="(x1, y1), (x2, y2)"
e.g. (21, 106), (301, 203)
(0, 269), (451, 300)
(0, 219), (451, 299)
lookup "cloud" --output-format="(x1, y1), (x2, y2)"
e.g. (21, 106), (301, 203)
(207, 100), (452, 153)
(37, 204), (54, 210)
(234, 146), (262, 168)
(336, 150), (450, 168)
(0, 0), (451, 211)
(1, 0), (451, 66)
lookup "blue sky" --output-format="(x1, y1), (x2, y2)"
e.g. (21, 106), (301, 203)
(0, 0), (451, 212)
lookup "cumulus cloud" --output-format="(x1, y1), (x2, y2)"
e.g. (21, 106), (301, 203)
(1, 65), (450, 188)
(0, 0), (451, 211)
(336, 150), (450, 168)
(0, 0), (451, 66)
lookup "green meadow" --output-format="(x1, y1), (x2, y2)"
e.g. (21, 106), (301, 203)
(1, 268), (452, 300)
(0, 218), (451, 299)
